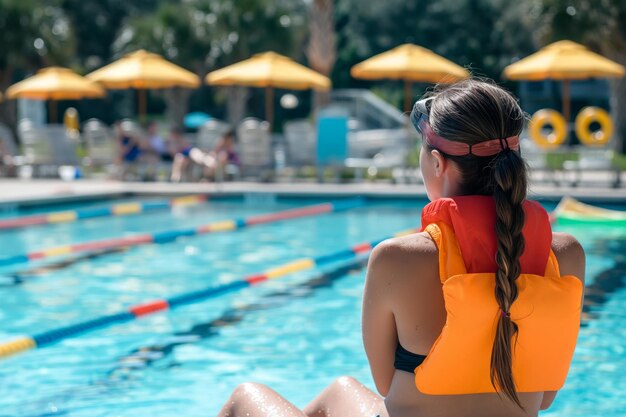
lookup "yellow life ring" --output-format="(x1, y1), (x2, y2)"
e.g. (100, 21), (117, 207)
(529, 109), (567, 149)
(575, 107), (613, 147)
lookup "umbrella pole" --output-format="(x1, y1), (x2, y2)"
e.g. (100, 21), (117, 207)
(138, 89), (147, 122)
(49, 100), (57, 124)
(265, 87), (274, 131)
(562, 80), (571, 123)
(404, 80), (413, 114)
(562, 79), (571, 143)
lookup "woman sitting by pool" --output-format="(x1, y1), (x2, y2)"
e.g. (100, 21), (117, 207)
(217, 79), (585, 417)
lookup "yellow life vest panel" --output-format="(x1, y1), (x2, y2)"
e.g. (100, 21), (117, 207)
(414, 197), (583, 394)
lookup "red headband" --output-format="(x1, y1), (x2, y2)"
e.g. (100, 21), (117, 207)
(420, 121), (520, 157)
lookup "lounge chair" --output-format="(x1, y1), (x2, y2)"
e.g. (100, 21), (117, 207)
(197, 119), (231, 152)
(82, 118), (117, 178)
(17, 120), (57, 177)
(236, 118), (272, 180)
(284, 119), (316, 167)
(563, 147), (619, 187)
(0, 123), (25, 177)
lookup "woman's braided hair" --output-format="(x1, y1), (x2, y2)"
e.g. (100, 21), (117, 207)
(426, 79), (527, 408)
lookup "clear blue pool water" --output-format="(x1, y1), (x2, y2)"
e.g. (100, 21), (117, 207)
(0, 196), (624, 416)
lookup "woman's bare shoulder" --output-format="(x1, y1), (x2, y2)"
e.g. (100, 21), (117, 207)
(552, 232), (585, 281)
(370, 232), (437, 261)
(367, 232), (438, 283)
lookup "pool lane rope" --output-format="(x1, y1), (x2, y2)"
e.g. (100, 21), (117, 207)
(0, 199), (365, 267)
(0, 226), (417, 360)
(0, 195), (207, 231)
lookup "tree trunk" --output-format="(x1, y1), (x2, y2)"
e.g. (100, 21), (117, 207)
(606, 48), (626, 154)
(313, 90), (331, 113)
(0, 67), (17, 142)
(306, 0), (336, 116)
(226, 86), (249, 127)
(163, 88), (191, 129)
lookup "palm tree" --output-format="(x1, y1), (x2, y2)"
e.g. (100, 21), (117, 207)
(307, 0), (337, 111)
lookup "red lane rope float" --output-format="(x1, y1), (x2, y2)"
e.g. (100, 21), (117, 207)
(0, 195), (207, 231)
(0, 199), (364, 268)
(0, 226), (417, 360)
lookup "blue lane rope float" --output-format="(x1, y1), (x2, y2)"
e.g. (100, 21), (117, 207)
(0, 199), (365, 268)
(0, 195), (208, 231)
(0, 226), (417, 359)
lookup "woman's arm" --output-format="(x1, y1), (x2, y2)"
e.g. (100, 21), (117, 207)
(362, 240), (399, 397)
(540, 391), (558, 410)
(541, 232), (586, 411)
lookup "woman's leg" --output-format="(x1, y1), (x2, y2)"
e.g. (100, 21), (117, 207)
(170, 153), (185, 182)
(303, 376), (388, 417)
(217, 382), (307, 417)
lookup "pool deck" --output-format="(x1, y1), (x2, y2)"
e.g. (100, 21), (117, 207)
(1, 175), (626, 208)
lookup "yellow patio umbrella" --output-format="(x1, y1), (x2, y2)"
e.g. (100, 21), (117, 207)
(351, 44), (470, 112)
(206, 51), (331, 128)
(6, 67), (105, 122)
(86, 50), (200, 121)
(504, 40), (625, 121)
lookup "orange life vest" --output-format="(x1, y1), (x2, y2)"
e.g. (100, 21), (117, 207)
(414, 196), (583, 394)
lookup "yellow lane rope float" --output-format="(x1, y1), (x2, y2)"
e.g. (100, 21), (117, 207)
(0, 195), (207, 231)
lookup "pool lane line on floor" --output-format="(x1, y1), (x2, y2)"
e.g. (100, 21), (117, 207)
(0, 247), (129, 286)
(0, 226), (417, 360)
(0, 195), (207, 231)
(108, 256), (369, 378)
(0, 198), (365, 268)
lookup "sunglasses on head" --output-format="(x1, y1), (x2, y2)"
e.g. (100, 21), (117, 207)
(410, 98), (433, 137)
(409, 97), (520, 157)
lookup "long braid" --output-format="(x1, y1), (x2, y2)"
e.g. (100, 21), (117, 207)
(490, 150), (527, 407)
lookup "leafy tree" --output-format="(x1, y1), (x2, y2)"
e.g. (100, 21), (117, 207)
(307, 0), (337, 110)
(111, 0), (308, 126)
(0, 0), (74, 128)
(59, 0), (159, 71)
(333, 0), (535, 105)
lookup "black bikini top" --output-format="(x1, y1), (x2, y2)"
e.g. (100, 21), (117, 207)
(394, 343), (426, 374)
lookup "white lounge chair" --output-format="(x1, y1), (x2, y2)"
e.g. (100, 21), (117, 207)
(236, 118), (272, 180)
(284, 119), (316, 167)
(0, 123), (24, 177)
(82, 118), (117, 177)
(18, 120), (56, 177)
(197, 119), (231, 151)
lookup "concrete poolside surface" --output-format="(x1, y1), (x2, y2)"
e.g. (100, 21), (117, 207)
(1, 172), (625, 208)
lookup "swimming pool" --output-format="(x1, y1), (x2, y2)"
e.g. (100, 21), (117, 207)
(0, 196), (624, 416)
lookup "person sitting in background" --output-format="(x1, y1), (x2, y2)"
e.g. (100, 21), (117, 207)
(0, 141), (16, 177)
(213, 129), (240, 172)
(145, 121), (174, 162)
(115, 121), (143, 179)
(171, 129), (239, 182)
(168, 126), (191, 157)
